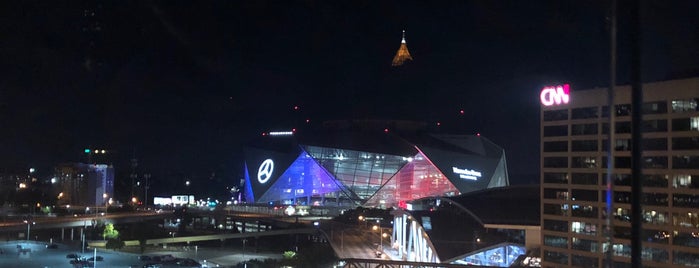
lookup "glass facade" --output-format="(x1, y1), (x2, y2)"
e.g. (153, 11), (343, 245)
(305, 145), (408, 202)
(453, 243), (526, 267)
(256, 152), (344, 204)
(244, 133), (508, 207)
(365, 152), (459, 207)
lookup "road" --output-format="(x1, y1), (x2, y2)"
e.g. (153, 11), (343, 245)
(324, 222), (391, 260)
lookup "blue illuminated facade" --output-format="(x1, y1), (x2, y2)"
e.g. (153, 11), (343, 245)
(243, 127), (509, 208)
(453, 243), (526, 267)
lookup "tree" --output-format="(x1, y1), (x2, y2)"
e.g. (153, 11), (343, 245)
(105, 238), (125, 250)
(103, 223), (119, 240)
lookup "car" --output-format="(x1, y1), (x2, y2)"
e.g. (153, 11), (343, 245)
(138, 255), (152, 261)
(88, 256), (104, 261)
(66, 253), (79, 258)
(375, 250), (383, 258)
(142, 263), (161, 268)
(46, 244), (58, 249)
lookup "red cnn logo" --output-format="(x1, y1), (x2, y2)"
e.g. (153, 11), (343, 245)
(540, 84), (570, 106)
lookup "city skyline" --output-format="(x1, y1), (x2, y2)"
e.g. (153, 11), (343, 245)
(1, 1), (698, 190)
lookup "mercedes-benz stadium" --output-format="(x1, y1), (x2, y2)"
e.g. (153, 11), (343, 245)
(243, 120), (509, 208)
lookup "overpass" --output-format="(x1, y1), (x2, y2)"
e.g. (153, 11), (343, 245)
(88, 228), (319, 248)
(338, 258), (488, 268)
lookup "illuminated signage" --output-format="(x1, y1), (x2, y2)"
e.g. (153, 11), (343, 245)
(540, 84), (570, 106)
(257, 159), (274, 184)
(268, 131), (294, 136)
(452, 167), (482, 180)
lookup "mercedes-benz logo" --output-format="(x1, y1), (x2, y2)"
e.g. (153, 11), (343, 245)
(257, 159), (274, 184)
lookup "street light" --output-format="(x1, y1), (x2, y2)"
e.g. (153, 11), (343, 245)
(242, 238), (248, 268)
(23, 220), (35, 241)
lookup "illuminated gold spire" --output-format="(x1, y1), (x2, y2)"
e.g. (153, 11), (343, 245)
(391, 30), (413, 67)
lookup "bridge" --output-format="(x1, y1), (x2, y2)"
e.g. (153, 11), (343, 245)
(88, 228), (319, 248)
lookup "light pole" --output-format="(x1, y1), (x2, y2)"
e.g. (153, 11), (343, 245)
(242, 238), (248, 268)
(23, 220), (35, 241)
(381, 230), (388, 251)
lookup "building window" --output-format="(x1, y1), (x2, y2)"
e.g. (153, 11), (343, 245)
(572, 140), (598, 152)
(614, 207), (632, 222)
(544, 125), (568, 137)
(642, 119), (668, 132)
(571, 204), (597, 218)
(614, 191), (632, 204)
(642, 247), (669, 263)
(612, 243), (631, 257)
(543, 203), (568, 216)
(610, 157), (631, 169)
(613, 226), (632, 239)
(673, 155), (699, 169)
(644, 193), (669, 206)
(544, 157), (568, 168)
(672, 212), (698, 228)
(671, 98), (699, 113)
(672, 137), (699, 150)
(572, 107), (599, 119)
(572, 189), (598, 202)
(544, 235), (568, 248)
(602, 139), (631, 151)
(643, 156), (668, 169)
(642, 101), (667, 114)
(572, 156), (597, 168)
(544, 219), (568, 232)
(642, 210), (669, 225)
(673, 194), (699, 208)
(672, 233), (699, 248)
(544, 188), (569, 200)
(571, 237), (598, 252)
(543, 141), (568, 152)
(616, 104), (632, 116)
(606, 173), (631, 186)
(614, 121), (632, 133)
(672, 117), (699, 131)
(674, 251), (699, 266)
(543, 173), (568, 184)
(572, 221), (597, 236)
(572, 123), (598, 135)
(673, 174), (698, 188)
(571, 173), (597, 185)
(543, 109), (568, 121)
(643, 229), (670, 244)
(543, 250), (568, 265)
(572, 255), (598, 268)
(642, 174), (668, 188)
(643, 138), (667, 151)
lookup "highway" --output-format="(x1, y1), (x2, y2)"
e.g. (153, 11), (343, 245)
(0, 211), (163, 231)
(323, 222), (390, 260)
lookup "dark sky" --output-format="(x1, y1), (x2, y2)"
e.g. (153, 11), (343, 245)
(1, 1), (698, 188)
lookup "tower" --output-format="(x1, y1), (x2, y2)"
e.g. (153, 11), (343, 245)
(391, 30), (413, 67)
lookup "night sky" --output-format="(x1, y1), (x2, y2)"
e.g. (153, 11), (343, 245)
(1, 1), (698, 194)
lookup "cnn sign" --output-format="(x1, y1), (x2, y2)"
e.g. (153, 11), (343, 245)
(540, 84), (570, 106)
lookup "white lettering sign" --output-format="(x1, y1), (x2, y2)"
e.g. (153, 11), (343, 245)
(452, 167), (482, 180)
(540, 84), (570, 106)
(257, 159), (274, 184)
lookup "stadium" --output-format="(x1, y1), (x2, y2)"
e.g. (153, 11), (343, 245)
(243, 120), (510, 208)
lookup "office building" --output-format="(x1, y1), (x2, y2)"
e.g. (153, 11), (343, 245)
(540, 78), (699, 267)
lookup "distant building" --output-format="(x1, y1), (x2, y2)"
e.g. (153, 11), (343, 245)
(540, 78), (699, 267)
(243, 120), (509, 208)
(391, 30), (413, 67)
(54, 163), (114, 207)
